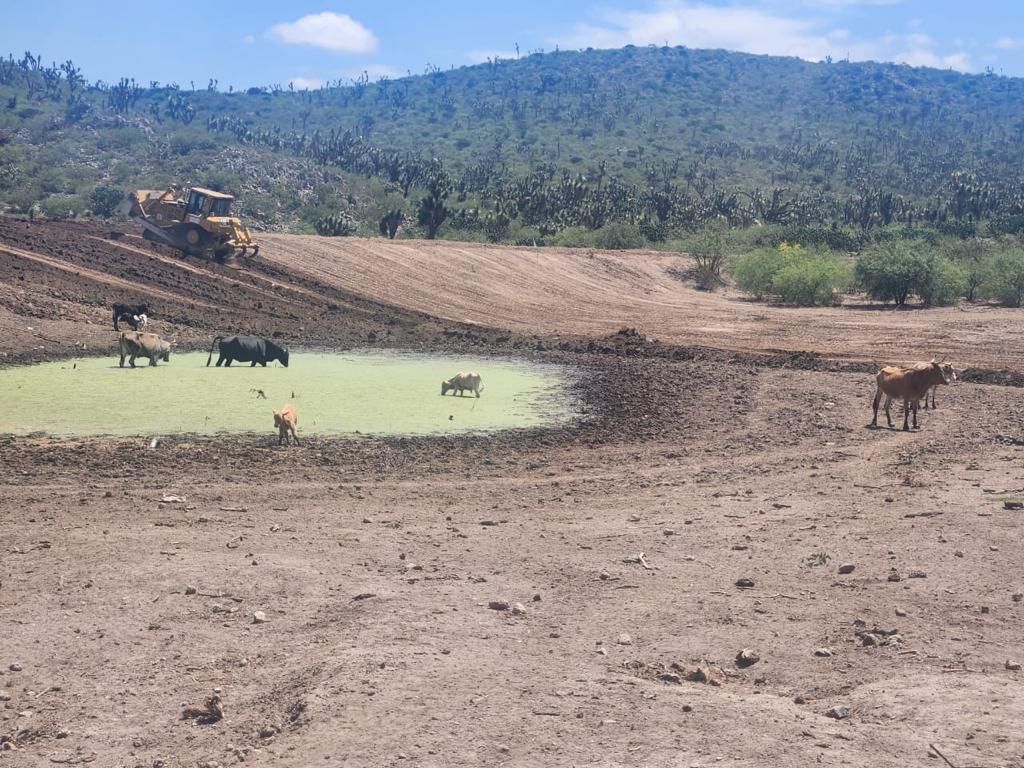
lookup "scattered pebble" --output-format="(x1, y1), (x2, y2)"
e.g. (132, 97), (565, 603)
(736, 648), (760, 668)
(259, 726), (276, 739)
(888, 570), (901, 582)
(599, 570), (611, 581)
(659, 672), (682, 684)
(616, 633), (633, 646)
(895, 607), (907, 617)
(1007, 660), (1022, 671)
(511, 602), (527, 616)
(838, 563), (855, 575)
(814, 648), (834, 657)
(663, 529), (676, 536)
(628, 514), (641, 522)
(908, 570), (927, 579)
(681, 704), (693, 712)
(56, 729), (69, 739)
(0, 693), (10, 701)
(185, 585), (197, 595)
(735, 578), (755, 589)
(252, 611), (268, 624)
(981, 606), (990, 615)
(488, 601), (510, 612)
(497, 744), (510, 753)
(532, 594), (541, 602)
(8, 664), (22, 672)
(826, 705), (851, 720)
(1013, 592), (1023, 603)
(362, 517), (373, 524)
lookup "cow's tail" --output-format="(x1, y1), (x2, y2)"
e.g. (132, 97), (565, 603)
(206, 336), (222, 367)
(478, 381), (485, 393)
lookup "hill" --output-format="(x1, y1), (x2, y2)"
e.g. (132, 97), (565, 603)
(3, 46), (1024, 242)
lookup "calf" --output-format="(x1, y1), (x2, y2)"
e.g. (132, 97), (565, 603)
(273, 404), (299, 446)
(871, 361), (949, 431)
(118, 331), (171, 368)
(884, 362), (957, 413)
(113, 303), (150, 331)
(441, 371), (483, 398)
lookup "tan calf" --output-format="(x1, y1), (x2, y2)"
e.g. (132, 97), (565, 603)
(273, 403), (299, 445)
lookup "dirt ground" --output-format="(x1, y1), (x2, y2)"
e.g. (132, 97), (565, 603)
(1, 220), (1022, 768)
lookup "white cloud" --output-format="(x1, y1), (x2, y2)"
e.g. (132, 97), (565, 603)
(800, 0), (903, 6)
(995, 36), (1024, 50)
(557, 2), (972, 71)
(268, 12), (377, 53)
(289, 76), (324, 90)
(465, 49), (519, 63)
(242, 34), (256, 45)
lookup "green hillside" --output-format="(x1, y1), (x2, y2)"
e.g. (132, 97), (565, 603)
(4, 46), (1024, 244)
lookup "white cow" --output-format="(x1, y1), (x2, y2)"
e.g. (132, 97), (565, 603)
(441, 371), (483, 398)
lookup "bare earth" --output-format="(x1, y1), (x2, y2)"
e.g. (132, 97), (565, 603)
(1, 221), (1022, 768)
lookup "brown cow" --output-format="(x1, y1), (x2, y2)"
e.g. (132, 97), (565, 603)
(885, 362), (957, 413)
(871, 361), (950, 431)
(273, 403), (299, 446)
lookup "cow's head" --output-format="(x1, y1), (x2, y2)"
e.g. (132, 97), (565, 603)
(928, 360), (949, 385)
(160, 342), (171, 362)
(273, 411), (282, 428)
(280, 348), (289, 368)
(441, 379), (453, 396)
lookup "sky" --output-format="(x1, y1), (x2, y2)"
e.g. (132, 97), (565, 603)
(2, 1), (1024, 90)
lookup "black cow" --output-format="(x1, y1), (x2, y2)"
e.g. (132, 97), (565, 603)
(112, 303), (150, 331)
(206, 336), (290, 368)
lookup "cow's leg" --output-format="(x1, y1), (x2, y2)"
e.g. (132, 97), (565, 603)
(912, 400), (919, 429)
(215, 355), (224, 367)
(291, 425), (300, 445)
(871, 388), (881, 427)
(902, 398), (910, 431)
(149, 355), (157, 367)
(475, 388), (480, 398)
(251, 361), (257, 367)
(225, 358), (232, 367)
(260, 361), (267, 367)
(129, 351), (137, 369)
(119, 351), (126, 368)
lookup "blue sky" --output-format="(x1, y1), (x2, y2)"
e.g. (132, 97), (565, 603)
(2, 1), (1024, 89)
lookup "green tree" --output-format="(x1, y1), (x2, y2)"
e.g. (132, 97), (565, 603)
(982, 249), (1024, 307)
(89, 185), (125, 217)
(687, 227), (727, 290)
(918, 258), (966, 306)
(855, 240), (936, 306)
(416, 160), (451, 240)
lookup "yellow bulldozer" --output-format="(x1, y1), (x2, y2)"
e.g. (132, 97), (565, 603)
(118, 185), (259, 261)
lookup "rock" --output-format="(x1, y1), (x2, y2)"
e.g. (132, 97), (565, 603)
(663, 529), (676, 536)
(736, 649), (760, 668)
(511, 602), (527, 615)
(735, 578), (755, 589)
(887, 570), (901, 582)
(596, 647), (607, 656)
(658, 672), (682, 684)
(794, 696), (806, 704)
(259, 726), (276, 738)
(628, 514), (641, 522)
(497, 744), (510, 753)
(681, 704), (693, 712)
(56, 729), (69, 739)
(861, 633), (880, 647)
(0, 693), (10, 701)
(1012, 592), (1023, 603)
(837, 563), (855, 574)
(616, 633), (633, 646)
(362, 517), (373, 524)
(599, 570), (611, 581)
(814, 648), (833, 657)
(688, 665), (725, 686)
(826, 705), (851, 720)
(532, 594), (541, 602)
(1007, 660), (1022, 671)
(488, 601), (510, 611)
(8, 663), (22, 672)
(895, 607), (907, 617)
(908, 570), (927, 579)
(185, 585), (197, 595)
(981, 606), (990, 614)
(252, 611), (268, 624)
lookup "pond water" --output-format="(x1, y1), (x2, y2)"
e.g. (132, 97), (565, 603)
(0, 351), (579, 438)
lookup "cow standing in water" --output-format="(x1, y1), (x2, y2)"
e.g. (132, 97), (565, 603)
(118, 331), (171, 368)
(441, 371), (484, 398)
(206, 336), (289, 367)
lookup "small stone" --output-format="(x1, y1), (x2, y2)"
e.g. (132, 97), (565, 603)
(259, 726), (276, 738)
(17, 710), (32, 718)
(895, 607), (907, 617)
(8, 664), (22, 672)
(981, 606), (990, 615)
(1013, 592), (1023, 603)
(628, 514), (641, 522)
(103, 490), (112, 498)
(0, 693), (10, 701)
(511, 602), (527, 615)
(907, 570), (927, 579)
(814, 648), (833, 657)
(954, 550), (965, 558)
(497, 744), (510, 753)
(861, 633), (880, 647)
(990, 546), (999, 552)
(599, 570), (610, 581)
(488, 601), (510, 611)
(252, 611), (268, 624)
(735, 578), (755, 589)
(56, 729), (69, 739)
(532, 594), (541, 602)
(794, 696), (806, 705)
(681, 704), (693, 712)
(658, 672), (681, 684)
(1006, 660), (1022, 671)
(362, 517), (373, 524)
(838, 563), (855, 575)
(884, 497), (894, 503)
(663, 529), (676, 536)
(888, 570), (901, 582)
(736, 648), (760, 668)
(826, 705), (851, 720)
(616, 633), (633, 645)
(185, 585), (197, 595)
(596, 647), (607, 655)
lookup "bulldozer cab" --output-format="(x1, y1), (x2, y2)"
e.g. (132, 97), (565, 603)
(186, 187), (234, 218)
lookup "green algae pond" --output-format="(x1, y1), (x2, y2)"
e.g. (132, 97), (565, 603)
(0, 351), (580, 438)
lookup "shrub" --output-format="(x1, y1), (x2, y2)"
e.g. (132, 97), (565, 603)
(314, 211), (357, 236)
(41, 195), (83, 219)
(89, 185), (125, 217)
(855, 240), (937, 305)
(686, 227), (727, 290)
(731, 243), (849, 305)
(592, 222), (644, 250)
(982, 249), (1024, 307)
(941, 238), (993, 302)
(918, 258), (966, 306)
